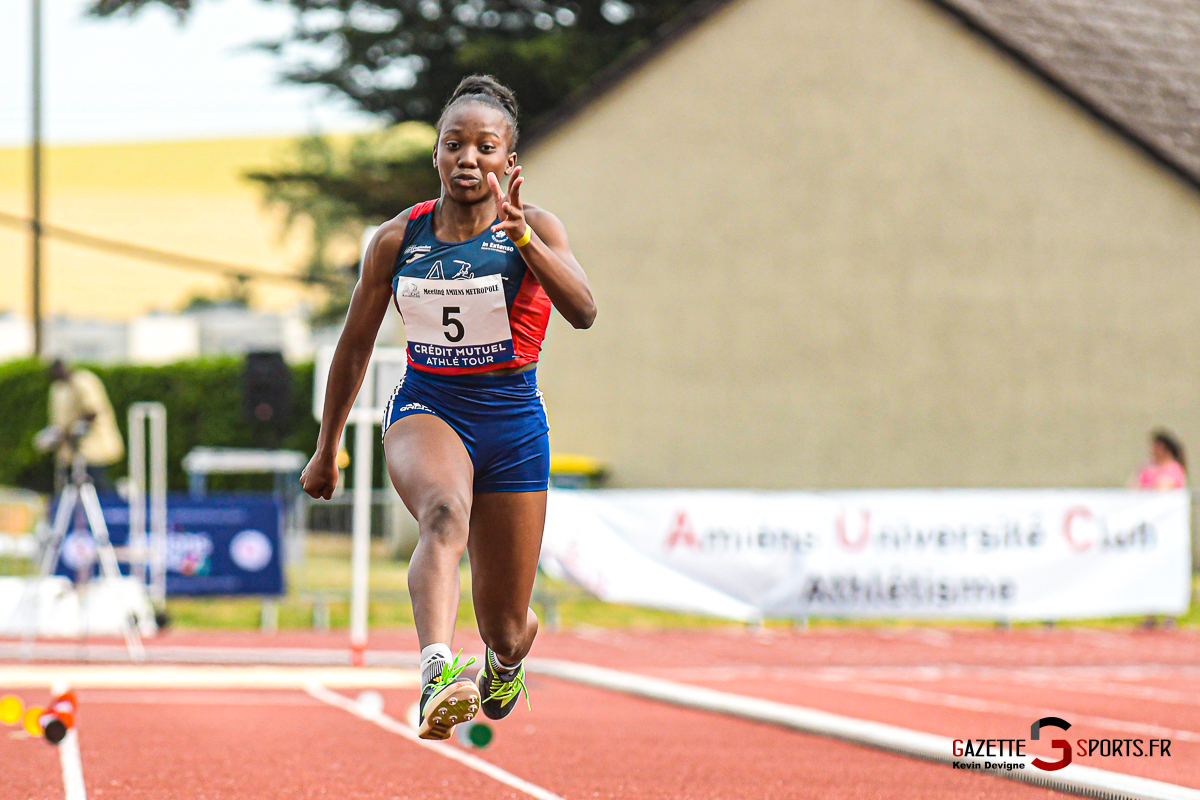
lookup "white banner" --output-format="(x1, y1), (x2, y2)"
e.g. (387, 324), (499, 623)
(541, 489), (1192, 621)
(0, 577), (157, 637)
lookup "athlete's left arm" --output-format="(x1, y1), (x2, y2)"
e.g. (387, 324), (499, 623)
(488, 168), (596, 329)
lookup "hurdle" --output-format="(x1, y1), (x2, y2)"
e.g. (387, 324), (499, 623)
(313, 344), (408, 665)
(127, 402), (167, 609)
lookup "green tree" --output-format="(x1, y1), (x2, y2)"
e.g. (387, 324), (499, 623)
(242, 124), (441, 322)
(89, 1), (694, 129)
(90, 1), (697, 318)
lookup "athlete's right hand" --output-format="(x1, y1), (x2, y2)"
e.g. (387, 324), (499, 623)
(300, 450), (339, 500)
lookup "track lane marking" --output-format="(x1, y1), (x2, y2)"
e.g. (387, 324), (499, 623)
(79, 690), (322, 706)
(305, 683), (566, 800)
(646, 664), (1200, 683)
(7, 640), (1200, 679)
(825, 680), (1200, 743)
(985, 675), (1200, 708)
(0, 664), (419, 689)
(530, 658), (1200, 800)
(59, 729), (86, 800)
(658, 664), (1200, 709)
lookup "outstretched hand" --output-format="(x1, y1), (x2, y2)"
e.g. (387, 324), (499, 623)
(489, 166), (527, 243)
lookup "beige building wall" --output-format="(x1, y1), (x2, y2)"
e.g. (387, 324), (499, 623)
(523, 0), (1200, 488)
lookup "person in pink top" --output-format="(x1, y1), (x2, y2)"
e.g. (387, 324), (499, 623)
(1136, 429), (1187, 490)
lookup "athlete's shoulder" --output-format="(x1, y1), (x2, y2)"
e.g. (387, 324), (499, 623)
(380, 200), (436, 249)
(522, 203), (554, 225)
(363, 211), (412, 281)
(375, 212), (410, 249)
(524, 204), (569, 244)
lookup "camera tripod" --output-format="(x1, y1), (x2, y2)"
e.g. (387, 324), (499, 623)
(20, 452), (148, 660)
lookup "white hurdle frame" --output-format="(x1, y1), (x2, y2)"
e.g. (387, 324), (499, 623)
(315, 344), (408, 666)
(128, 402), (167, 608)
(349, 407), (374, 665)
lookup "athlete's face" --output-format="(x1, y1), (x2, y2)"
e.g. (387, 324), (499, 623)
(435, 103), (517, 205)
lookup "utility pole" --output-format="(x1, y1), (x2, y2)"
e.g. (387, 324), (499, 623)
(30, 0), (44, 357)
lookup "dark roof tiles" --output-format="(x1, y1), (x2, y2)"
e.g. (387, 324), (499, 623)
(530, 0), (1200, 187)
(936, 0), (1200, 184)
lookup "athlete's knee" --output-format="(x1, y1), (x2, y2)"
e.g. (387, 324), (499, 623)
(479, 619), (524, 662)
(479, 608), (536, 663)
(417, 495), (469, 547)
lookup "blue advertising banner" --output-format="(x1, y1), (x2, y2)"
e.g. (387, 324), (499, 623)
(53, 493), (285, 596)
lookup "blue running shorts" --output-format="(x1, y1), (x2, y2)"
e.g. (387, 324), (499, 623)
(382, 367), (550, 493)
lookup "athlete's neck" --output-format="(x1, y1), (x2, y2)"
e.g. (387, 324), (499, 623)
(433, 195), (497, 242)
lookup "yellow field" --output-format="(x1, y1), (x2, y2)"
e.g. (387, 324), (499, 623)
(0, 136), (332, 320)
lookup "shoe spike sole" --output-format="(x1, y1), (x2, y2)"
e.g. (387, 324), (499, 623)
(418, 681), (480, 740)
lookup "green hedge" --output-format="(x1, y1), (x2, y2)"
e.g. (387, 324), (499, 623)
(0, 358), (331, 493)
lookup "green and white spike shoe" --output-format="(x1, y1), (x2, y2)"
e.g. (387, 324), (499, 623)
(475, 647), (530, 721)
(418, 650), (480, 740)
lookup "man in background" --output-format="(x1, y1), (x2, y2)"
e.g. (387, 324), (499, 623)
(48, 359), (124, 490)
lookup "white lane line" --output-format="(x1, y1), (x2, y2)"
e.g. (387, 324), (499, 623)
(59, 729), (87, 800)
(791, 665), (1200, 707)
(645, 664), (1200, 684)
(566, 664), (1200, 733)
(529, 658), (1200, 800)
(0, 642), (422, 667)
(990, 675), (1200, 708)
(831, 681), (1200, 743)
(654, 665), (1200, 710)
(0, 664), (419, 689)
(79, 690), (321, 706)
(305, 683), (566, 800)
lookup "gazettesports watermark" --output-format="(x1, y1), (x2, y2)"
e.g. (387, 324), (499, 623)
(952, 717), (1173, 772)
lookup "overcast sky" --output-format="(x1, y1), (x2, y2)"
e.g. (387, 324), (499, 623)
(0, 0), (377, 146)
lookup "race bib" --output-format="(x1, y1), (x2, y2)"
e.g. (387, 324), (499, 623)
(395, 272), (515, 369)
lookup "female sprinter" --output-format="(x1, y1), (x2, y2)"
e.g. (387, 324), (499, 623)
(300, 75), (596, 740)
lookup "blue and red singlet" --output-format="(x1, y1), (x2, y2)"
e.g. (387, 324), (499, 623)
(392, 199), (551, 375)
(383, 199), (553, 493)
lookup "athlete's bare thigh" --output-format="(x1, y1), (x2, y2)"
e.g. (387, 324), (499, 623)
(384, 413), (473, 522)
(384, 413), (474, 648)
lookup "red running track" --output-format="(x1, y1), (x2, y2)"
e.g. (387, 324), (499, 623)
(1, 625), (1196, 798)
(57, 624), (1198, 673)
(3, 683), (1058, 800)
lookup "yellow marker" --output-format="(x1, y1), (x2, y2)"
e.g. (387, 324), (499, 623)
(23, 706), (44, 736)
(0, 695), (22, 725)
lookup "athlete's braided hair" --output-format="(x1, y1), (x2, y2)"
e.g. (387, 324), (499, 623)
(437, 74), (520, 150)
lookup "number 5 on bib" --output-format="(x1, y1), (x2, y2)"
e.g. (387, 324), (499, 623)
(395, 274), (515, 370)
